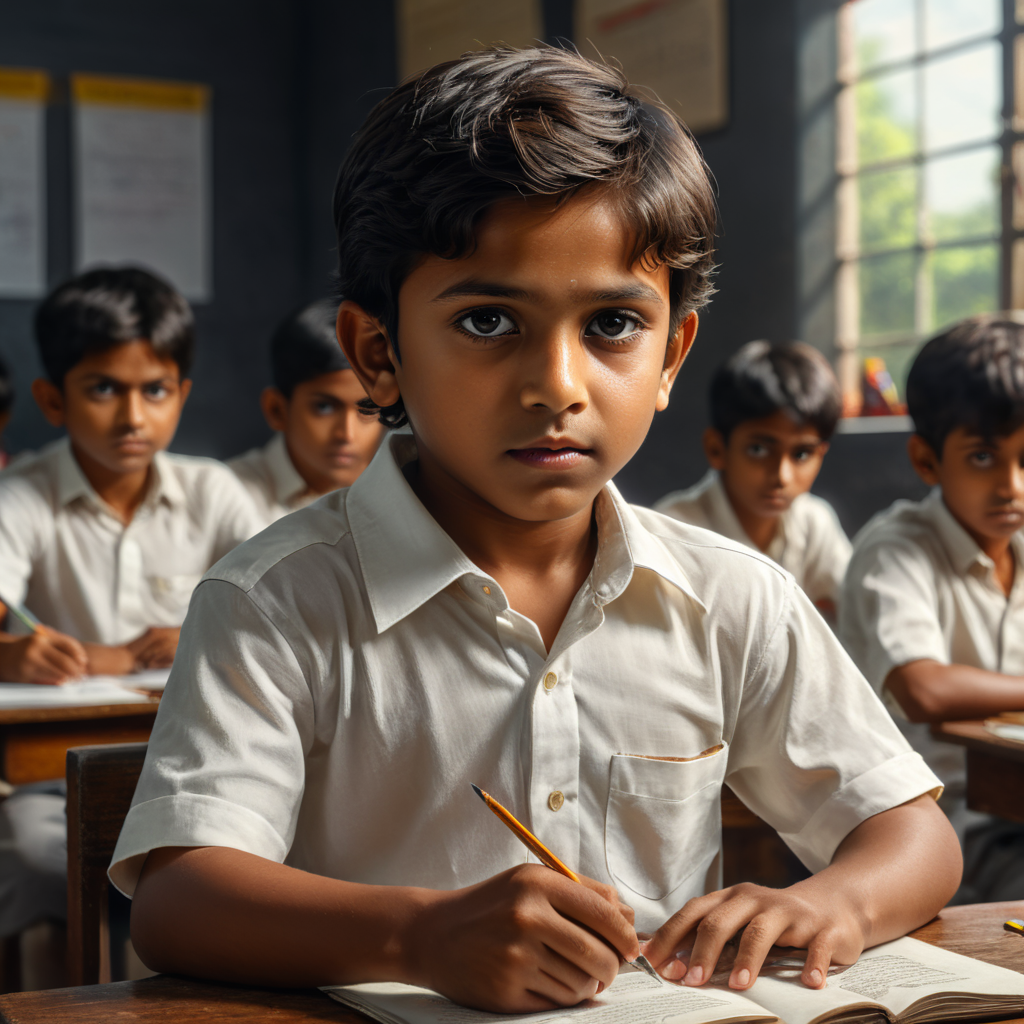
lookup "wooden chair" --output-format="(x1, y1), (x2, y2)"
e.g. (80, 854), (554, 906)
(66, 742), (147, 986)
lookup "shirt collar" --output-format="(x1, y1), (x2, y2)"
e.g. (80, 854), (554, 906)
(920, 487), (1024, 575)
(347, 432), (705, 635)
(265, 433), (310, 506)
(53, 437), (184, 513)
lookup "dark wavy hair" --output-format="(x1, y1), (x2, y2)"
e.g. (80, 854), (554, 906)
(907, 316), (1024, 456)
(333, 45), (718, 427)
(710, 340), (842, 441)
(35, 266), (194, 385)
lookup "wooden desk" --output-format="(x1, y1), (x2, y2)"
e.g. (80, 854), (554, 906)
(0, 701), (160, 786)
(934, 720), (1024, 824)
(0, 901), (1020, 1023)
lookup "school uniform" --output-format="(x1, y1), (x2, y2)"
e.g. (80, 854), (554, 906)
(840, 489), (1024, 901)
(0, 437), (261, 935)
(655, 470), (852, 606)
(229, 433), (316, 527)
(111, 432), (938, 931)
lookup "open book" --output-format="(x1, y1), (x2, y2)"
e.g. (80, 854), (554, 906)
(323, 936), (1024, 1024)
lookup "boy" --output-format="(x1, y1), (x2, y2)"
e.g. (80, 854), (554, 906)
(840, 316), (1024, 902)
(116, 49), (958, 1012)
(229, 298), (385, 526)
(656, 340), (850, 615)
(0, 266), (261, 682)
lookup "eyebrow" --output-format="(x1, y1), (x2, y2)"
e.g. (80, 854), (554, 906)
(431, 278), (665, 305)
(79, 373), (176, 385)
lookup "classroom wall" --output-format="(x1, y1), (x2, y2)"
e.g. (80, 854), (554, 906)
(0, 0), (925, 534)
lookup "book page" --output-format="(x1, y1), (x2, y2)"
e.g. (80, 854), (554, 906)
(324, 971), (776, 1024)
(746, 936), (1024, 1024)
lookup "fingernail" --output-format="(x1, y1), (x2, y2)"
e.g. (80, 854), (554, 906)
(596, 981), (605, 994)
(731, 969), (750, 988)
(808, 969), (822, 987)
(684, 965), (703, 986)
(662, 959), (686, 981)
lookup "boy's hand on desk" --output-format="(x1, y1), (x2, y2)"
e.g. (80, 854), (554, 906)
(83, 642), (138, 676)
(0, 628), (88, 684)
(405, 865), (639, 1013)
(126, 627), (180, 669)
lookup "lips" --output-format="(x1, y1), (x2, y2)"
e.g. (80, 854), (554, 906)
(507, 440), (593, 469)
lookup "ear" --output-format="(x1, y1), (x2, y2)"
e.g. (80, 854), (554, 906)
(702, 426), (727, 471)
(908, 433), (941, 486)
(655, 311), (698, 412)
(260, 386), (289, 433)
(337, 300), (400, 410)
(31, 378), (66, 428)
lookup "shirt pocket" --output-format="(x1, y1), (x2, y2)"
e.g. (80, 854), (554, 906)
(605, 744), (727, 901)
(147, 572), (204, 610)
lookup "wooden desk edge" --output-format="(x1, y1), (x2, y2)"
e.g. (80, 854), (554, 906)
(1, 902), (1021, 1023)
(0, 700), (160, 726)
(933, 721), (1024, 762)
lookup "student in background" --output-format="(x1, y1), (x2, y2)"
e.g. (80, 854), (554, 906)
(230, 298), (385, 526)
(0, 354), (12, 469)
(118, 49), (956, 1010)
(841, 316), (1024, 903)
(0, 266), (261, 685)
(656, 341), (850, 617)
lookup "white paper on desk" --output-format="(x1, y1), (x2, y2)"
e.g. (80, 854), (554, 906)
(119, 668), (170, 692)
(0, 679), (152, 708)
(72, 74), (211, 301)
(0, 69), (48, 298)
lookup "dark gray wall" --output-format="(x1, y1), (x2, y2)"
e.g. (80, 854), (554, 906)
(0, 0), (925, 534)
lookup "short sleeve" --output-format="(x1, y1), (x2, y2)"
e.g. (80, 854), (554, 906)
(839, 537), (948, 691)
(108, 578), (315, 896)
(726, 580), (942, 873)
(799, 498), (852, 604)
(0, 479), (44, 617)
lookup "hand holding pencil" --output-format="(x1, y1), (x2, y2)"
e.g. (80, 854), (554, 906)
(0, 598), (87, 684)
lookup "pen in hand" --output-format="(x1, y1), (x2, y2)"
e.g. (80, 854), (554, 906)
(471, 783), (663, 983)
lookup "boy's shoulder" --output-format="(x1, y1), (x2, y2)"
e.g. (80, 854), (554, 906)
(652, 471), (718, 529)
(847, 494), (951, 581)
(0, 439), (70, 514)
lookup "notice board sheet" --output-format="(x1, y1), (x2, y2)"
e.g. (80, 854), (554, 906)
(397, 0), (543, 80)
(72, 74), (211, 301)
(575, 0), (729, 134)
(0, 67), (48, 298)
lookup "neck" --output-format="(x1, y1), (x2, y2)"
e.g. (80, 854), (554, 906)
(720, 475), (779, 552)
(70, 443), (152, 524)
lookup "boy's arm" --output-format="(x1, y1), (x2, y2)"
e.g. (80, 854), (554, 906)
(643, 793), (960, 990)
(885, 659), (1024, 722)
(131, 846), (639, 1013)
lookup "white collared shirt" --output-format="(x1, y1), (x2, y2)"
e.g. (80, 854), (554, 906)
(0, 438), (262, 647)
(655, 470), (852, 604)
(228, 433), (315, 527)
(839, 489), (1024, 832)
(111, 434), (938, 932)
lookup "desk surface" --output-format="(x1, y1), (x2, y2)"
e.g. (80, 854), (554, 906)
(935, 721), (1024, 763)
(0, 901), (1021, 1023)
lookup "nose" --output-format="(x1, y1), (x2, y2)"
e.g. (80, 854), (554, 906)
(999, 460), (1024, 500)
(119, 389), (146, 431)
(518, 329), (589, 416)
(335, 408), (357, 443)
(776, 456), (795, 488)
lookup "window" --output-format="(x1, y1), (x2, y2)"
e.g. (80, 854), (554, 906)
(802, 0), (1023, 420)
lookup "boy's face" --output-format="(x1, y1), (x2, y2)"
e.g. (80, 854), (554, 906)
(32, 339), (190, 477)
(261, 369), (385, 493)
(341, 192), (695, 525)
(909, 424), (1024, 545)
(704, 411), (828, 520)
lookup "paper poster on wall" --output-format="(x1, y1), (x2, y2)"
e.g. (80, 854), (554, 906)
(397, 0), (543, 80)
(0, 68), (48, 298)
(72, 74), (211, 301)
(575, 0), (729, 135)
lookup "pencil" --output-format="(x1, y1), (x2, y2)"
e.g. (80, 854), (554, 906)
(471, 783), (662, 982)
(0, 594), (42, 634)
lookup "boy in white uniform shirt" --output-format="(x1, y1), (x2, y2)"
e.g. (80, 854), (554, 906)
(657, 341), (850, 618)
(841, 317), (1024, 903)
(0, 266), (260, 939)
(230, 298), (385, 526)
(116, 49), (958, 1013)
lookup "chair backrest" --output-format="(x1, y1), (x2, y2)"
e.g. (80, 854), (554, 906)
(66, 742), (147, 986)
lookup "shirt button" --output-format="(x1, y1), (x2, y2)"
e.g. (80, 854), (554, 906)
(543, 672), (558, 691)
(482, 585), (491, 595)
(548, 790), (564, 812)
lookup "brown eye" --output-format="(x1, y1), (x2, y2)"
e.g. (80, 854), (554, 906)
(587, 311), (638, 340)
(459, 310), (515, 337)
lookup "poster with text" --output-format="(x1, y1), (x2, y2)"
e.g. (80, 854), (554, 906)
(73, 74), (211, 301)
(575, 0), (729, 135)
(398, 0), (543, 80)
(0, 68), (48, 298)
